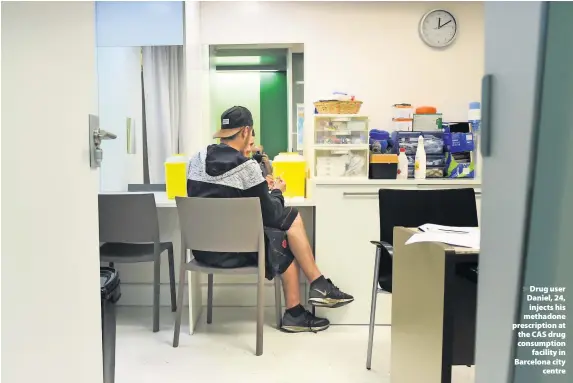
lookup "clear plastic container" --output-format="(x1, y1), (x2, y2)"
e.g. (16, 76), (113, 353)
(315, 149), (367, 177)
(406, 154), (445, 167)
(315, 117), (368, 145)
(391, 131), (445, 155)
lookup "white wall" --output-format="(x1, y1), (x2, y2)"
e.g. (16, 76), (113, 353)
(183, 0), (208, 155)
(199, 1), (484, 156)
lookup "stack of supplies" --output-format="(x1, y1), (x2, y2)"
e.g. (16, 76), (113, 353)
(391, 103), (413, 132)
(443, 127), (475, 178)
(390, 131), (445, 178)
(413, 106), (443, 131)
(369, 129), (391, 153)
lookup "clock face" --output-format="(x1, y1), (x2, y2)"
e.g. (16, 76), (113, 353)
(419, 9), (457, 48)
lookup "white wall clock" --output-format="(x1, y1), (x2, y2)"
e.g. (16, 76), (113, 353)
(419, 9), (458, 48)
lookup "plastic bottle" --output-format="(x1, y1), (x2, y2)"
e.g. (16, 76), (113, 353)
(397, 147), (408, 179)
(414, 135), (427, 179)
(469, 102), (481, 178)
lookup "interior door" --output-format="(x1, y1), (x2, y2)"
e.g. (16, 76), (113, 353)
(512, 2), (573, 383)
(475, 2), (548, 382)
(2, 2), (103, 383)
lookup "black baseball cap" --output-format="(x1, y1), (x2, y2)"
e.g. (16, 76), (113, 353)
(213, 106), (254, 139)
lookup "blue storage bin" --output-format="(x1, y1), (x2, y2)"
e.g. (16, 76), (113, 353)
(391, 131), (445, 155)
(406, 154), (445, 167)
(444, 132), (475, 153)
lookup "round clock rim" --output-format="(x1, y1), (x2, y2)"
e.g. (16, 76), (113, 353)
(419, 9), (458, 48)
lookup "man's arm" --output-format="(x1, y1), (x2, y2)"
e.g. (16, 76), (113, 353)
(242, 162), (287, 228)
(270, 188), (284, 205)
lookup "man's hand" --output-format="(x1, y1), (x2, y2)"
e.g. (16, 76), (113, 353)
(273, 177), (286, 193)
(261, 153), (272, 175)
(265, 175), (275, 190)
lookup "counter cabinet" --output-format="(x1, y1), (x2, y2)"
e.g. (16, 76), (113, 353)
(312, 181), (481, 325)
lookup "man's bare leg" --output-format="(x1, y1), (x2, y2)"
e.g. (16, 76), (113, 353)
(286, 214), (321, 282)
(280, 259), (330, 333)
(287, 213), (354, 309)
(280, 260), (301, 309)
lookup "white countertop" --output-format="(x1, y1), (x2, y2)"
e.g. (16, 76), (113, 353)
(155, 193), (314, 207)
(100, 191), (315, 208)
(311, 177), (482, 186)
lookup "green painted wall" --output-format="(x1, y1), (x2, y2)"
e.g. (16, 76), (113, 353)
(210, 71), (288, 159)
(260, 72), (288, 159)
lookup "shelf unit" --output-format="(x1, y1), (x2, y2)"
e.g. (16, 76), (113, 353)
(313, 114), (370, 178)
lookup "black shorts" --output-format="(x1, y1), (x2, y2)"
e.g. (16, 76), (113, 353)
(192, 207), (298, 280)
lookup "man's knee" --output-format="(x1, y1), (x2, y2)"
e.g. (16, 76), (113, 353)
(288, 213), (303, 231)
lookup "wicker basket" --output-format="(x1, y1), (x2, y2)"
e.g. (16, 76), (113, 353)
(314, 100), (363, 115)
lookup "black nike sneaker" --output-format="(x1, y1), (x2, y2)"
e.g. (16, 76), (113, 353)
(281, 309), (330, 333)
(308, 277), (354, 308)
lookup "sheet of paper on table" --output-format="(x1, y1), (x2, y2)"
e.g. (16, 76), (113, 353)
(405, 224), (481, 249)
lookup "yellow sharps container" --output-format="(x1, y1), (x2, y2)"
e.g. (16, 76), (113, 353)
(272, 153), (307, 198)
(165, 155), (188, 199)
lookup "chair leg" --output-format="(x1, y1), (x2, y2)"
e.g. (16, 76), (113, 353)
(274, 278), (282, 329)
(255, 270), (264, 356)
(153, 258), (161, 333)
(173, 254), (187, 347)
(366, 246), (383, 370)
(168, 247), (177, 312)
(207, 274), (214, 324)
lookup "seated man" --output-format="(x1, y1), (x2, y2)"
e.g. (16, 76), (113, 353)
(187, 106), (354, 333)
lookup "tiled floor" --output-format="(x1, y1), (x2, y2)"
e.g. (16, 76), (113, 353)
(115, 307), (475, 383)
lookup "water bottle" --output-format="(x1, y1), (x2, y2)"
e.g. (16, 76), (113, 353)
(469, 102), (481, 178)
(397, 147), (408, 179)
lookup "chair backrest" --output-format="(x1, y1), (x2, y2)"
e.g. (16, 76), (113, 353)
(378, 188), (479, 245)
(98, 194), (160, 243)
(128, 184), (166, 192)
(175, 197), (263, 253)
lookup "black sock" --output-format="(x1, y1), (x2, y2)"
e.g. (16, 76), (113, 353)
(310, 275), (327, 288)
(286, 304), (306, 317)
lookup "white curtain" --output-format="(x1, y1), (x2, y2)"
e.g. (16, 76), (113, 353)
(142, 46), (184, 183)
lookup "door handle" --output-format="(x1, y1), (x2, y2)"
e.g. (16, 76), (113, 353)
(96, 129), (117, 141)
(481, 74), (493, 157)
(89, 114), (117, 169)
(126, 117), (135, 154)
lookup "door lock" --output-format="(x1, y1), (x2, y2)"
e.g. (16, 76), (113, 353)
(89, 114), (117, 168)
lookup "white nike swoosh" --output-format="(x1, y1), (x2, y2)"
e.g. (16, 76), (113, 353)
(313, 289), (327, 296)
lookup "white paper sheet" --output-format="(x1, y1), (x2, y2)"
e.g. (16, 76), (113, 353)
(405, 224), (480, 249)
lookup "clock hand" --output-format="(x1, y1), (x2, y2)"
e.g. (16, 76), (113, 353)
(439, 20), (452, 29)
(438, 17), (442, 28)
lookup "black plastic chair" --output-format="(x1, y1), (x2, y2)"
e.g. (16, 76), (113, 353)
(366, 188), (479, 370)
(99, 194), (176, 332)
